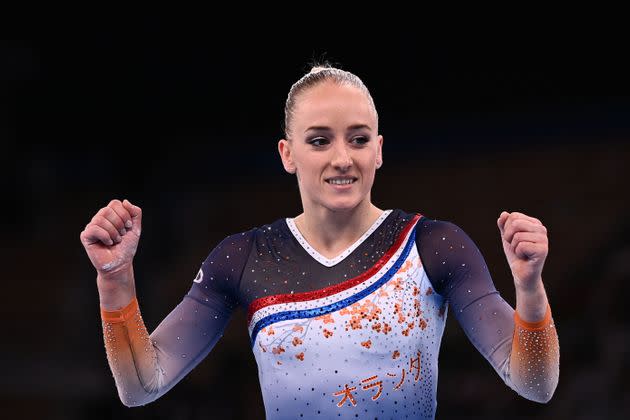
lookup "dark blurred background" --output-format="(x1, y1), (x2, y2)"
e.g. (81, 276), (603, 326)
(2, 14), (629, 420)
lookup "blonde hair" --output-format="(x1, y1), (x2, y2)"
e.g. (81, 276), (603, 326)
(283, 63), (378, 139)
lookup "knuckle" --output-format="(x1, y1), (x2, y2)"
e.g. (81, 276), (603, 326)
(99, 207), (112, 218)
(94, 217), (112, 231)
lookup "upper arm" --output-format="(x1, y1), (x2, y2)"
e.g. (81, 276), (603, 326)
(147, 229), (256, 394)
(416, 218), (516, 370)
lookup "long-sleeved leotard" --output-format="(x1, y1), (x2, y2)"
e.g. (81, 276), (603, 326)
(100, 209), (559, 418)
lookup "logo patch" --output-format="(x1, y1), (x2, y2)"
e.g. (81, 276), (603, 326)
(193, 268), (204, 283)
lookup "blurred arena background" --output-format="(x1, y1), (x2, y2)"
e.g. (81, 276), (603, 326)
(2, 15), (629, 419)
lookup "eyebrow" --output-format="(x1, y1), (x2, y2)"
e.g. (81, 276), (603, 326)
(304, 124), (372, 134)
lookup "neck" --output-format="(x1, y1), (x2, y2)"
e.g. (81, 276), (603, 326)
(294, 200), (384, 254)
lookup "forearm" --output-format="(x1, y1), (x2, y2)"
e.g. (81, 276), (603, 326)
(98, 266), (165, 406)
(99, 278), (234, 408)
(509, 284), (560, 403)
(101, 296), (166, 407)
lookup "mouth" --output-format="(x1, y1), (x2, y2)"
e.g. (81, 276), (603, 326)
(325, 177), (357, 185)
(325, 177), (357, 189)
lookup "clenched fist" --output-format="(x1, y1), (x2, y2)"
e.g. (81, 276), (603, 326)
(497, 211), (548, 291)
(80, 199), (142, 277)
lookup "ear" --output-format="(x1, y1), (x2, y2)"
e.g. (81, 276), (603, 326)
(278, 138), (296, 174)
(376, 134), (383, 168)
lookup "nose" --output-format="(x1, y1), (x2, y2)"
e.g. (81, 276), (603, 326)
(331, 141), (353, 170)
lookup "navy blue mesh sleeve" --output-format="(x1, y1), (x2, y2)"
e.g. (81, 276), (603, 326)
(415, 218), (559, 402)
(100, 229), (255, 407)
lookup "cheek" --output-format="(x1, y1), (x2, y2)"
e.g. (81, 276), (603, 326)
(296, 166), (320, 186)
(298, 160), (323, 179)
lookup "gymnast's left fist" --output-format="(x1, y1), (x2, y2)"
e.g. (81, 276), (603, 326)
(497, 211), (549, 291)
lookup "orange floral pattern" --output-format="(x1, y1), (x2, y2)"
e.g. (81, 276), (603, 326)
(256, 253), (435, 360)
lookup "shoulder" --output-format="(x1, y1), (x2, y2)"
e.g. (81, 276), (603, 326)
(200, 226), (258, 264)
(393, 208), (464, 236)
(384, 209), (468, 241)
(413, 214), (479, 251)
(416, 216), (465, 235)
(215, 214), (290, 246)
(202, 214), (290, 259)
(413, 215), (485, 269)
(215, 226), (258, 247)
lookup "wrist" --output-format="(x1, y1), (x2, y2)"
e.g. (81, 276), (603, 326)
(97, 261), (133, 282)
(514, 276), (544, 294)
(515, 278), (549, 323)
(514, 302), (551, 329)
(97, 264), (136, 311)
(99, 289), (137, 311)
(100, 296), (138, 321)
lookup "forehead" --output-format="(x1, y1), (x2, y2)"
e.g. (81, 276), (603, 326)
(293, 81), (376, 130)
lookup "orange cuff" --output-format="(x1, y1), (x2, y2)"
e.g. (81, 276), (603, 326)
(100, 297), (139, 323)
(514, 303), (552, 330)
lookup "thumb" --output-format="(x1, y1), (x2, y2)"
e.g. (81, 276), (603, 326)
(123, 199), (142, 235)
(497, 211), (509, 235)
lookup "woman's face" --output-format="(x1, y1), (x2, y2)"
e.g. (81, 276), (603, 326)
(278, 81), (383, 213)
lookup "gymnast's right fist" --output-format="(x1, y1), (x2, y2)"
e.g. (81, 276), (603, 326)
(80, 199), (142, 277)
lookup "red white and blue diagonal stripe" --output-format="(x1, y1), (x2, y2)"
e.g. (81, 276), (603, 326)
(247, 214), (422, 347)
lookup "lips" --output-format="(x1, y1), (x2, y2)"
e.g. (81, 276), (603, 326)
(325, 176), (358, 183)
(326, 180), (357, 186)
(325, 177), (357, 189)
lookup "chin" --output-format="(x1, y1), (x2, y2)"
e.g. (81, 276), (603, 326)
(323, 199), (364, 212)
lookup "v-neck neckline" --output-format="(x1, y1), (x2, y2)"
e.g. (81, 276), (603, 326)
(285, 209), (393, 267)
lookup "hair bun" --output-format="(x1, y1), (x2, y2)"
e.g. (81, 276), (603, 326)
(309, 65), (331, 74)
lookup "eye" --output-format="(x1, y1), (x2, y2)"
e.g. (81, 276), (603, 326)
(308, 137), (328, 147)
(352, 136), (369, 145)
(307, 136), (369, 147)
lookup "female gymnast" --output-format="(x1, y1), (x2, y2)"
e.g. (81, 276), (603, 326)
(80, 64), (559, 419)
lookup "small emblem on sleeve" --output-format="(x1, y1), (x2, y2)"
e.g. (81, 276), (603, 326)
(193, 268), (204, 283)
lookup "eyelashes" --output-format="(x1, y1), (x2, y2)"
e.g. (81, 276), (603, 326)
(307, 136), (370, 147)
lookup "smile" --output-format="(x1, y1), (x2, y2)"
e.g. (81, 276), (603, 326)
(326, 179), (356, 185)
(326, 178), (356, 189)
